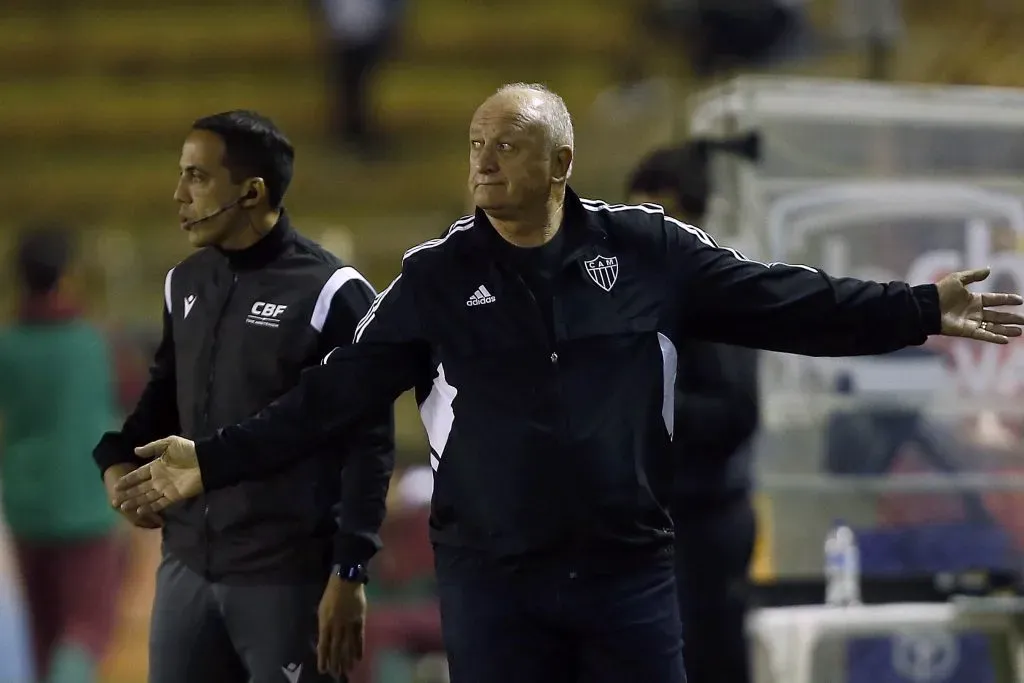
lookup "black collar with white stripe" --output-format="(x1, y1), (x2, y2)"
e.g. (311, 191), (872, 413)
(469, 186), (609, 271)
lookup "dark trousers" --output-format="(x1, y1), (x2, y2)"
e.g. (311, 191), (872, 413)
(148, 552), (339, 683)
(673, 494), (757, 683)
(435, 548), (686, 683)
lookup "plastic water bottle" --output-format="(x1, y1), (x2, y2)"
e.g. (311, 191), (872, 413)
(824, 520), (861, 606)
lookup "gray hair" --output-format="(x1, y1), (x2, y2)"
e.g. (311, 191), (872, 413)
(494, 82), (575, 156)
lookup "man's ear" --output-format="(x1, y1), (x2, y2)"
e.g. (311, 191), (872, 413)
(552, 146), (573, 183)
(241, 177), (265, 208)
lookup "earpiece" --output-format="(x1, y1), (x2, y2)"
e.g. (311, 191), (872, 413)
(183, 181), (263, 228)
(240, 178), (263, 205)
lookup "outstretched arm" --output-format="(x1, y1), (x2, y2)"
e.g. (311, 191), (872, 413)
(663, 214), (1023, 354)
(114, 269), (429, 514)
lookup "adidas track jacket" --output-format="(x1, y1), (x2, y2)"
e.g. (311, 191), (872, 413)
(192, 188), (941, 562)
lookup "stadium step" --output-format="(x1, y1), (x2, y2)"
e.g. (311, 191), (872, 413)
(0, 0), (634, 229)
(0, 60), (610, 149)
(0, 2), (630, 81)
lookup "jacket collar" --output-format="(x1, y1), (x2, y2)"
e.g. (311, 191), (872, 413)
(216, 209), (294, 271)
(468, 186), (608, 269)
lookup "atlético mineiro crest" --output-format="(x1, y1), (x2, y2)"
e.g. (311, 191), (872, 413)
(584, 254), (618, 292)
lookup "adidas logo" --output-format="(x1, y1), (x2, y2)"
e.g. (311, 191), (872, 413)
(466, 285), (496, 307)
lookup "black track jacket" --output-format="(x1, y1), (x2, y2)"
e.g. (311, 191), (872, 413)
(191, 189), (939, 565)
(93, 212), (394, 582)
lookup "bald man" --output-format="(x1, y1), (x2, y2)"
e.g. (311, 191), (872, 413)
(113, 83), (1024, 683)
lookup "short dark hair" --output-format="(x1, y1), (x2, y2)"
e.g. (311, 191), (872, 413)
(15, 223), (75, 295)
(191, 110), (295, 209)
(626, 142), (710, 221)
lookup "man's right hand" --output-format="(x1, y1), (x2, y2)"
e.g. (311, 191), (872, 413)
(103, 463), (163, 529)
(936, 268), (1024, 343)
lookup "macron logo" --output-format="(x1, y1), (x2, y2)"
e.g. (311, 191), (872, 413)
(183, 295), (197, 319)
(466, 285), (496, 307)
(281, 663), (302, 683)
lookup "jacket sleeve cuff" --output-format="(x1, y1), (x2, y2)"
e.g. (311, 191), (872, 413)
(911, 284), (942, 336)
(332, 533), (377, 571)
(194, 435), (236, 492)
(92, 433), (138, 478)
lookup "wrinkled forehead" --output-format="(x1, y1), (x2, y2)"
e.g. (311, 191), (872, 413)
(469, 94), (545, 138)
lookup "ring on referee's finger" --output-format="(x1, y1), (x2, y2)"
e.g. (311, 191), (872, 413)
(980, 322), (989, 332)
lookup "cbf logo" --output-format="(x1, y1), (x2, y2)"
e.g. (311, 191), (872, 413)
(891, 629), (959, 682)
(246, 301), (288, 329)
(584, 255), (618, 292)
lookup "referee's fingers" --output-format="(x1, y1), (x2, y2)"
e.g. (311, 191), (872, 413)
(316, 620), (330, 674)
(330, 622), (347, 677)
(341, 624), (360, 673)
(354, 619), (365, 661)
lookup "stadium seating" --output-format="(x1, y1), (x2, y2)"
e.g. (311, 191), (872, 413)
(0, 0), (632, 238)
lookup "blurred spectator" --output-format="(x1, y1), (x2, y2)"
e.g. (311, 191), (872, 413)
(639, 0), (818, 78)
(349, 465), (443, 683)
(825, 352), (995, 527)
(627, 142), (760, 683)
(0, 521), (32, 683)
(627, 144), (710, 220)
(313, 0), (407, 158)
(837, 0), (903, 79)
(0, 224), (124, 683)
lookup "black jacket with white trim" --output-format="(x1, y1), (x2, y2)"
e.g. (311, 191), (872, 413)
(93, 212), (394, 583)
(192, 188), (940, 564)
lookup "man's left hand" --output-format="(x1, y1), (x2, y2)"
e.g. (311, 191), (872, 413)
(317, 574), (366, 678)
(112, 436), (203, 515)
(937, 268), (1024, 343)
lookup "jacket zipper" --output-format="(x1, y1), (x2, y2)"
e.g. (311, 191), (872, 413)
(512, 272), (555, 352)
(200, 272), (238, 578)
(512, 272), (578, 578)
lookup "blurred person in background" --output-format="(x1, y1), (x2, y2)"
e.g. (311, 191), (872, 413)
(313, 0), (407, 159)
(349, 465), (443, 683)
(91, 110), (394, 683)
(0, 518), (32, 683)
(0, 224), (124, 683)
(628, 143), (760, 683)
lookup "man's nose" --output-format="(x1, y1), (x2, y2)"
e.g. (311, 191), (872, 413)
(173, 178), (189, 204)
(475, 148), (498, 173)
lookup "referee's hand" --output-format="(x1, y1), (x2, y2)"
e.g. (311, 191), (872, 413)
(103, 463), (163, 529)
(112, 436), (204, 516)
(317, 575), (366, 678)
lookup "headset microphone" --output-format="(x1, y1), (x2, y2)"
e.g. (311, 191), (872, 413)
(182, 190), (256, 229)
